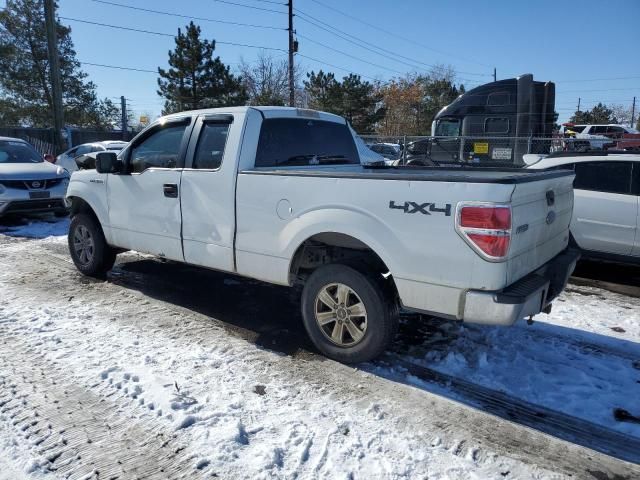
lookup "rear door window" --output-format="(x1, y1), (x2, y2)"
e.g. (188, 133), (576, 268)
(193, 122), (230, 170)
(573, 161), (633, 194)
(255, 118), (359, 167)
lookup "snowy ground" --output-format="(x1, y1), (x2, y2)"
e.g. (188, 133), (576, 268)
(0, 217), (639, 479)
(384, 287), (640, 437)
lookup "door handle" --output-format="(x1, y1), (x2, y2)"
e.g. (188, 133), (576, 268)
(163, 183), (178, 198)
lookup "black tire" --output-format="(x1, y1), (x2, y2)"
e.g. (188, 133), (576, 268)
(301, 264), (398, 364)
(68, 213), (116, 277)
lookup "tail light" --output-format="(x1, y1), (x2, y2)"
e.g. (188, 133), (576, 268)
(456, 204), (511, 261)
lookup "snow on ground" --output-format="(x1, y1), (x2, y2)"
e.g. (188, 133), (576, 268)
(0, 222), (571, 479)
(1, 219), (638, 478)
(385, 279), (640, 438)
(0, 216), (69, 239)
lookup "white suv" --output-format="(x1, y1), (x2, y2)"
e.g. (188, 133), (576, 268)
(526, 152), (640, 263)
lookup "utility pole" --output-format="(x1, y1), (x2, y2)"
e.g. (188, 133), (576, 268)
(120, 96), (128, 140)
(631, 96), (636, 128)
(577, 97), (581, 112)
(493, 68), (496, 82)
(288, 0), (295, 107)
(44, 0), (64, 153)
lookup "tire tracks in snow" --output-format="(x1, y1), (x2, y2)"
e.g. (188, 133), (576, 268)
(379, 355), (640, 465)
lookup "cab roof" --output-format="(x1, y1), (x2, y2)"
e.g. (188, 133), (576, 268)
(161, 106), (346, 124)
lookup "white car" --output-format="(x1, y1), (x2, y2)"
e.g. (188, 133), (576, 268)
(56, 141), (128, 173)
(525, 152), (640, 263)
(559, 125), (611, 151)
(66, 106), (578, 363)
(0, 137), (70, 217)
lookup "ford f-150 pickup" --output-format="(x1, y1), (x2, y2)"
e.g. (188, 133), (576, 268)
(66, 106), (579, 363)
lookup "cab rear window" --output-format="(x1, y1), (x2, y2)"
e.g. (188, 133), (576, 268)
(255, 118), (359, 167)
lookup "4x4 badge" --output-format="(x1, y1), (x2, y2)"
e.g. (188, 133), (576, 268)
(389, 201), (452, 216)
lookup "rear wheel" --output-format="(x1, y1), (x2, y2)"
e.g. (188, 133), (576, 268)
(301, 264), (398, 363)
(68, 213), (116, 277)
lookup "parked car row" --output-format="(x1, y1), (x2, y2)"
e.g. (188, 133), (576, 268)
(56, 140), (128, 173)
(559, 123), (640, 152)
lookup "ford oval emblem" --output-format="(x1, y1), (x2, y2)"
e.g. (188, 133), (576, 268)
(546, 211), (556, 225)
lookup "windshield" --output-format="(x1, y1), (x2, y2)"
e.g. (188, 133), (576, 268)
(0, 141), (43, 163)
(435, 118), (460, 137)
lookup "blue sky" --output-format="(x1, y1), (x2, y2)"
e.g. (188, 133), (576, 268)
(3, 0), (640, 124)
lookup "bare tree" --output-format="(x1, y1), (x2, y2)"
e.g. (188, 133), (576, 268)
(609, 104), (634, 126)
(240, 51), (301, 106)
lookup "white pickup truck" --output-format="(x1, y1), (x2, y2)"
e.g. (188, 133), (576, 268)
(66, 107), (579, 363)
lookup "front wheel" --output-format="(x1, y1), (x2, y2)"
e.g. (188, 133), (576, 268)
(68, 213), (116, 277)
(301, 264), (398, 364)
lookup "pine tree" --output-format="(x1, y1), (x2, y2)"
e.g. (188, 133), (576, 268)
(157, 22), (247, 114)
(304, 71), (382, 133)
(304, 70), (340, 112)
(569, 103), (619, 124)
(334, 74), (382, 134)
(0, 0), (118, 128)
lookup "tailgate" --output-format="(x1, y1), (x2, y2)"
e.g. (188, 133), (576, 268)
(507, 172), (575, 284)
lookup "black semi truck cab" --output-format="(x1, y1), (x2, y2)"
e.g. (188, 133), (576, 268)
(421, 74), (556, 166)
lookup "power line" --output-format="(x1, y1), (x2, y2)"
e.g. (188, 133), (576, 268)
(210, 0), (286, 14)
(297, 33), (404, 76)
(297, 53), (378, 81)
(556, 75), (640, 83)
(295, 12), (427, 73)
(80, 61), (158, 74)
(248, 0), (287, 5)
(92, 0), (285, 30)
(557, 87), (640, 93)
(306, 0), (493, 69)
(295, 9), (490, 78)
(60, 17), (287, 51)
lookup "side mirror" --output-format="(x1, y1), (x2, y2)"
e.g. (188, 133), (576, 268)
(44, 153), (55, 163)
(95, 151), (121, 174)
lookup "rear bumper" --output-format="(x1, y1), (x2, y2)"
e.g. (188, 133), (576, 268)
(463, 248), (580, 326)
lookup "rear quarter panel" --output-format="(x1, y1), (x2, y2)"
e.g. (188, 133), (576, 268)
(235, 172), (516, 316)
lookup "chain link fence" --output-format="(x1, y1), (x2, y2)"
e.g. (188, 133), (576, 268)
(358, 134), (629, 166)
(0, 126), (133, 155)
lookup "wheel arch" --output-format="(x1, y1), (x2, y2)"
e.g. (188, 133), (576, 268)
(288, 231), (399, 300)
